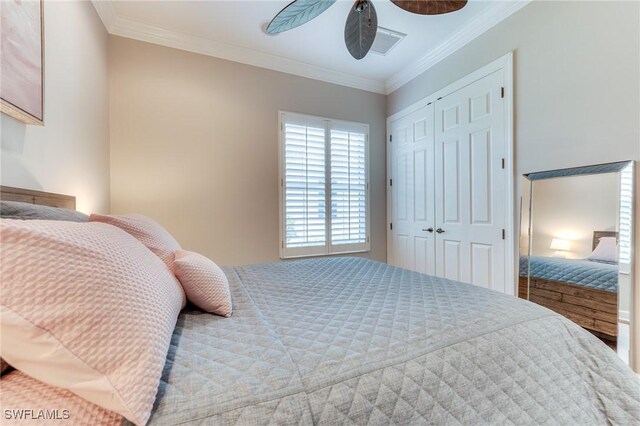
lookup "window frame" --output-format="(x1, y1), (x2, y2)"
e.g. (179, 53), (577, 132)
(618, 162), (634, 270)
(278, 111), (371, 259)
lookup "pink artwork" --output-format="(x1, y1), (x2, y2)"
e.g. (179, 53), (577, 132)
(1, 0), (44, 125)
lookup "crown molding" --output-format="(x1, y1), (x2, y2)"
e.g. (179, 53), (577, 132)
(385, 0), (532, 94)
(91, 1), (531, 96)
(112, 17), (387, 93)
(91, 0), (117, 33)
(90, 1), (386, 94)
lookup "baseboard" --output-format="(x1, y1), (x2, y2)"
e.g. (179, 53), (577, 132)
(619, 310), (630, 324)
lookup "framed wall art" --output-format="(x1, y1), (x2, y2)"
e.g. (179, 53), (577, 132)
(1, 0), (44, 125)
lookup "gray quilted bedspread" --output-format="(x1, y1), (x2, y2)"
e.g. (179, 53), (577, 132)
(146, 257), (639, 425)
(520, 256), (618, 292)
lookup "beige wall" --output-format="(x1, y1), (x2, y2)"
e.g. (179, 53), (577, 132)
(388, 0), (640, 174)
(109, 36), (387, 266)
(530, 173), (618, 259)
(0, 0), (110, 214)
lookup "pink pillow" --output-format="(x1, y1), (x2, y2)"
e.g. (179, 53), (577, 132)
(0, 371), (123, 425)
(0, 219), (186, 425)
(174, 250), (233, 317)
(89, 213), (180, 271)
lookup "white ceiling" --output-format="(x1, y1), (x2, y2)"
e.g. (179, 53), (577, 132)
(93, 0), (531, 93)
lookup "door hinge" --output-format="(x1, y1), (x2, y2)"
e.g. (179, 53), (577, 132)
(501, 158), (505, 169)
(501, 87), (505, 98)
(390, 223), (393, 231)
(437, 96), (443, 101)
(427, 101), (432, 106)
(390, 134), (393, 142)
(390, 178), (393, 186)
(502, 229), (506, 240)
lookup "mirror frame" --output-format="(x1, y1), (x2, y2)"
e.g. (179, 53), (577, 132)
(519, 160), (636, 373)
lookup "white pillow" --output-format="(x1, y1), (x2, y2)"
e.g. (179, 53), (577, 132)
(587, 236), (618, 263)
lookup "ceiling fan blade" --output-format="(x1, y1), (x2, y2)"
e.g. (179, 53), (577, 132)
(344, 0), (378, 60)
(390, 0), (467, 15)
(267, 0), (336, 34)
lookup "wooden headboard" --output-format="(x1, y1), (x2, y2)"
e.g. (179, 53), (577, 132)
(0, 186), (76, 210)
(592, 231), (618, 250)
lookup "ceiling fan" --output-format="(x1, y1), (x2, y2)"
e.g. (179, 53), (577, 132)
(266, 0), (468, 60)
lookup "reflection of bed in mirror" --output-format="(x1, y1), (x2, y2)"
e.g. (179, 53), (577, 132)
(521, 160), (635, 367)
(519, 231), (619, 341)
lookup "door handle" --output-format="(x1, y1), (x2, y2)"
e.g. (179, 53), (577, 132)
(422, 227), (434, 233)
(436, 228), (445, 234)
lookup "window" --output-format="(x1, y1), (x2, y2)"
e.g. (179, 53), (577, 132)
(618, 162), (633, 266)
(279, 112), (370, 258)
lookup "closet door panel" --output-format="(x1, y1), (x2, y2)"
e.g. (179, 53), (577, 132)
(442, 239), (462, 281)
(435, 70), (506, 291)
(396, 152), (409, 221)
(442, 138), (462, 224)
(470, 129), (492, 224)
(391, 140), (411, 268)
(469, 71), (506, 293)
(413, 236), (430, 274)
(471, 242), (493, 288)
(389, 104), (436, 274)
(413, 148), (428, 222)
(436, 91), (470, 284)
(395, 233), (410, 269)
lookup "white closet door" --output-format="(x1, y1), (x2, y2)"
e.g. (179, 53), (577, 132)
(389, 104), (436, 274)
(434, 70), (506, 292)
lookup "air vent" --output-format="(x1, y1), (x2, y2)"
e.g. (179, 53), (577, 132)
(370, 27), (406, 56)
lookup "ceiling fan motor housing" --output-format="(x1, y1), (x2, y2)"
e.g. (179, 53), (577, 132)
(355, 0), (369, 13)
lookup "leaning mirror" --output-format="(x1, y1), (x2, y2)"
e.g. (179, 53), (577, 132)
(519, 161), (634, 366)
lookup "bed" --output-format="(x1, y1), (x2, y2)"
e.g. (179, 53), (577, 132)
(518, 232), (619, 340)
(1, 187), (639, 425)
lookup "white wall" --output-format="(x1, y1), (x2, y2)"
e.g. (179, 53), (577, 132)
(108, 36), (387, 266)
(0, 0), (110, 213)
(530, 173), (618, 259)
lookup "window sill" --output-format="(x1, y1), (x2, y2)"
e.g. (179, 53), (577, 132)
(280, 249), (370, 260)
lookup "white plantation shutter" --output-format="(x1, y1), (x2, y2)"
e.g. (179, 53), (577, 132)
(280, 113), (369, 258)
(330, 125), (368, 249)
(283, 118), (327, 257)
(618, 163), (633, 265)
